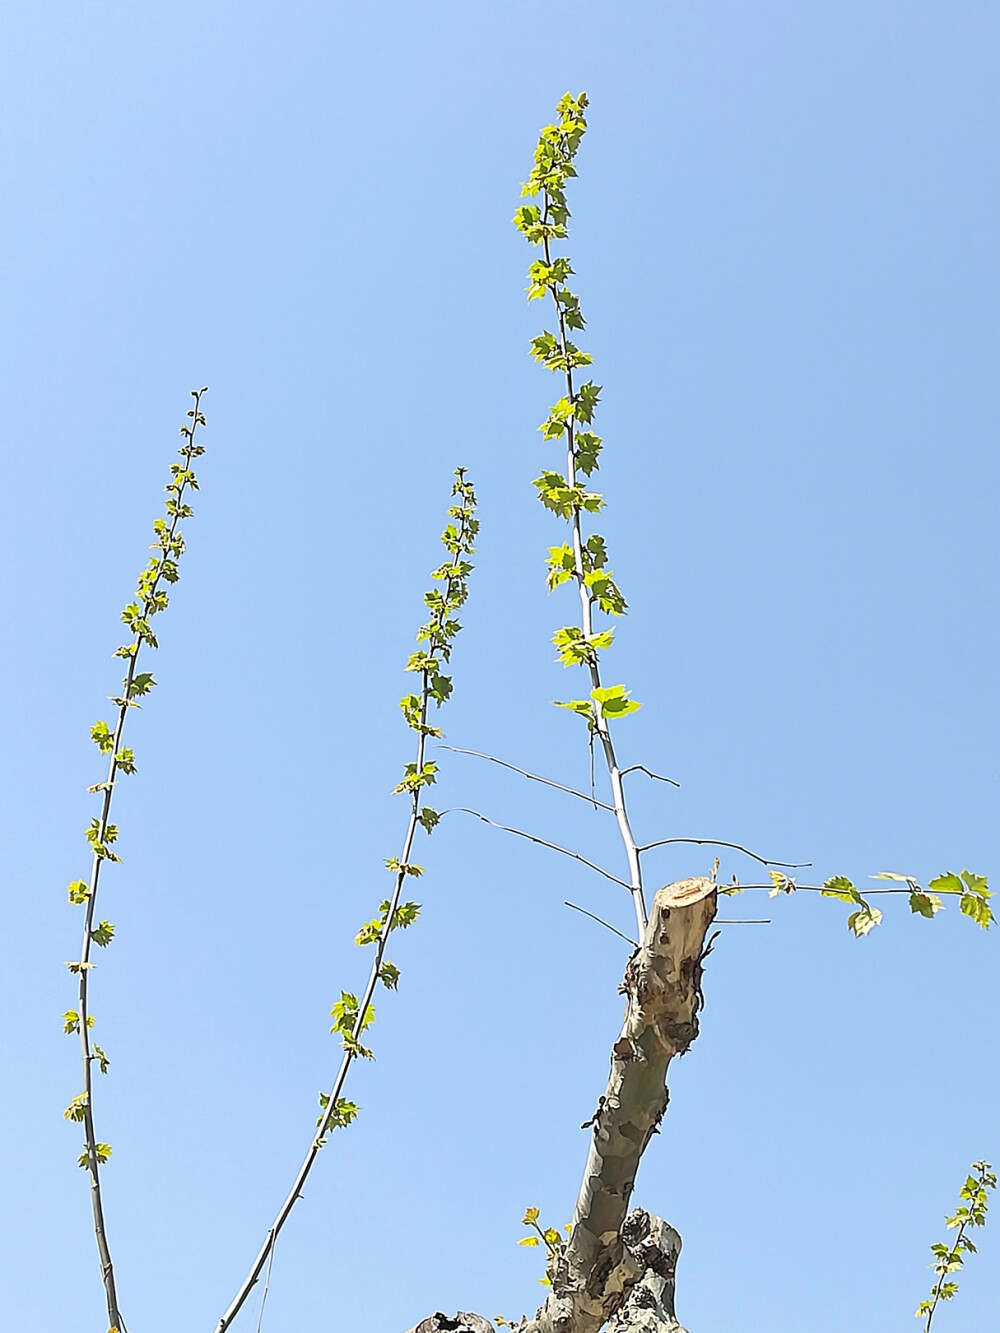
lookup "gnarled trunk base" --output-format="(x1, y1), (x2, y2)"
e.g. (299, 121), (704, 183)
(406, 1208), (688, 1333)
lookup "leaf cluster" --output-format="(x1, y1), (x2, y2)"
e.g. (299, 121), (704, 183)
(515, 94), (638, 731)
(61, 390), (208, 1270)
(916, 1161), (996, 1328)
(314, 473), (477, 1152)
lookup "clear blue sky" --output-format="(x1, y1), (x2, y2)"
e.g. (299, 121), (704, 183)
(2, 3), (997, 1331)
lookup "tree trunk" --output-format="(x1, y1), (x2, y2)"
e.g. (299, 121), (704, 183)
(407, 878), (716, 1333)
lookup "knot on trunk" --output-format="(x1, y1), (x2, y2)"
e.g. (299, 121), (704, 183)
(408, 1315), (496, 1333)
(606, 1209), (687, 1333)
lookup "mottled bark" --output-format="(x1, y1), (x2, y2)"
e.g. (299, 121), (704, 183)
(406, 877), (716, 1333)
(605, 1211), (686, 1333)
(407, 1316), (496, 1333)
(406, 1209), (687, 1333)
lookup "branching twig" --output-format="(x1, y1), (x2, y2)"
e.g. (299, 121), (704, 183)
(446, 808), (629, 888)
(636, 836), (809, 868)
(619, 764), (680, 788)
(440, 745), (614, 811)
(213, 472), (478, 1333)
(65, 387), (207, 1333)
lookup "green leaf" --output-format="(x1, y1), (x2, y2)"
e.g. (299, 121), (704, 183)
(909, 891), (944, 918)
(385, 857), (424, 877)
(546, 544), (576, 591)
(67, 881), (90, 905)
(847, 905), (883, 937)
(417, 806), (440, 833)
(768, 871), (796, 897)
(354, 917), (382, 947)
(551, 626), (614, 666)
(114, 747), (137, 775)
(387, 900), (421, 930)
(78, 1143), (112, 1167)
(128, 672), (156, 697)
(63, 1093), (89, 1122)
(522, 1206), (540, 1224)
(90, 721), (114, 753)
(574, 431), (602, 475)
(379, 961), (401, 991)
(960, 892), (993, 929)
(928, 871), (965, 896)
(821, 876), (862, 904)
(960, 869), (990, 897)
(591, 683), (641, 719)
(316, 1094), (360, 1129)
(91, 920), (115, 948)
(392, 761), (438, 794)
(519, 1236), (540, 1247)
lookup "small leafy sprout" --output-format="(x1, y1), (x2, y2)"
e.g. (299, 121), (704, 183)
(916, 1160), (995, 1330)
(78, 1143), (112, 1168)
(91, 921), (115, 948)
(329, 992), (375, 1060)
(64, 1093), (89, 1122)
(315, 1094), (360, 1131)
(769, 871), (797, 897)
(63, 1010), (94, 1034)
(518, 1206), (571, 1287)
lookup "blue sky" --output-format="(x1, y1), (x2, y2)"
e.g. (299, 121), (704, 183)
(1, 3), (998, 1330)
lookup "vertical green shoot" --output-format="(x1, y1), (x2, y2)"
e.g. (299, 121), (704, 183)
(65, 388), (208, 1333)
(214, 469), (477, 1333)
(916, 1160), (995, 1330)
(515, 92), (647, 936)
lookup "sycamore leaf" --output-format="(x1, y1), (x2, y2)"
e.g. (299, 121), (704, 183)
(591, 684), (641, 719)
(847, 905), (883, 937)
(960, 893), (994, 929)
(821, 875), (862, 904)
(522, 1207), (540, 1225)
(909, 891), (944, 918)
(928, 871), (965, 896)
(519, 1236), (540, 1247)
(768, 871), (796, 897)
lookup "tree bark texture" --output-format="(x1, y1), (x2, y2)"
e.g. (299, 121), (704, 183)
(406, 877), (716, 1333)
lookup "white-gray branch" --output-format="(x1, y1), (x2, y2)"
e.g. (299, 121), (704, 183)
(405, 877), (716, 1333)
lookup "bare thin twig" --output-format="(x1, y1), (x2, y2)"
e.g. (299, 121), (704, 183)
(440, 745), (614, 811)
(446, 808), (630, 889)
(715, 919), (771, 924)
(636, 836), (809, 869)
(619, 764), (681, 788)
(564, 900), (638, 946)
(255, 1232), (276, 1333)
